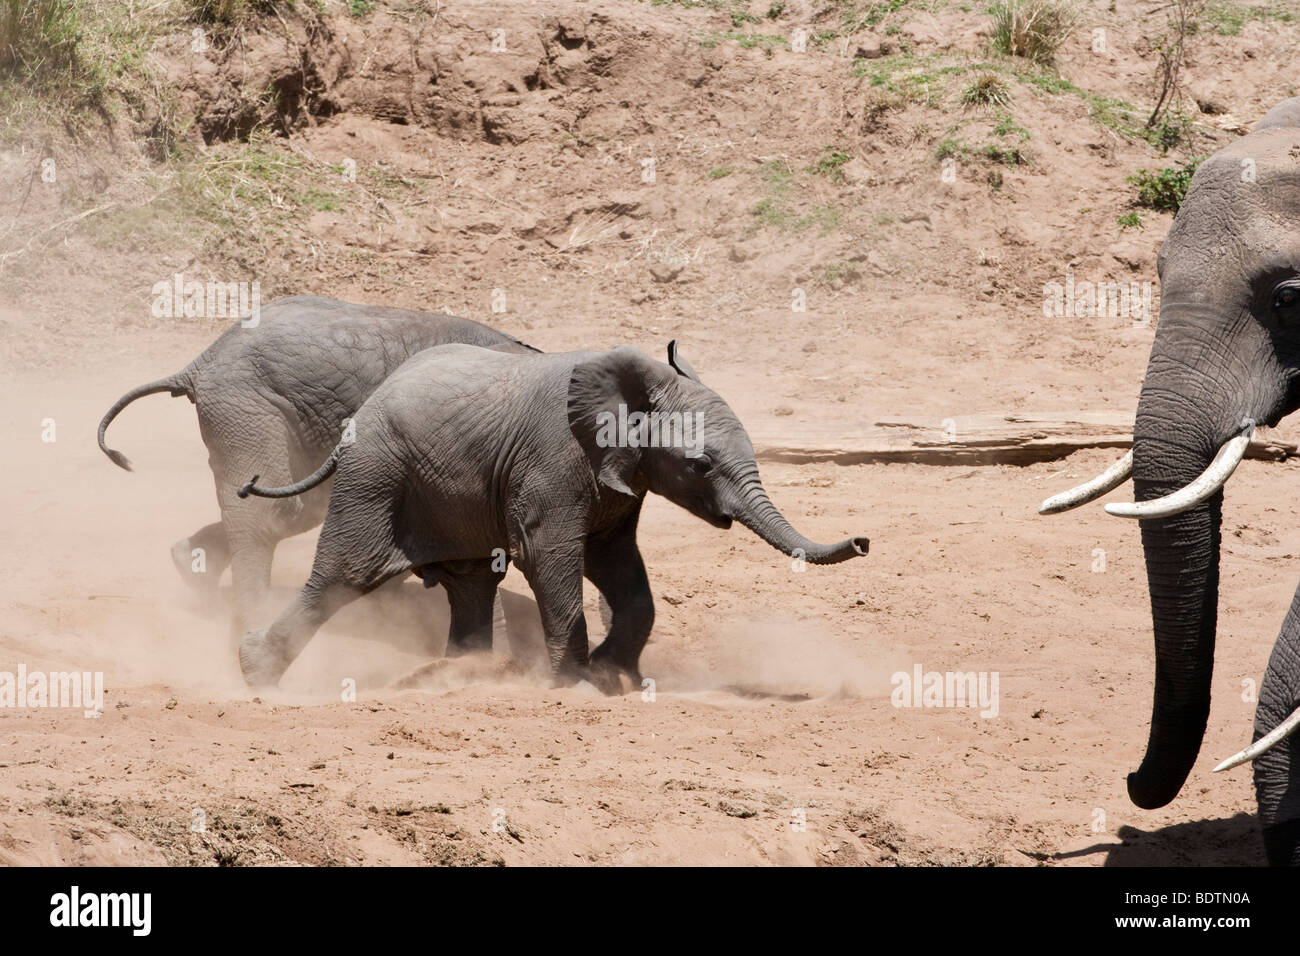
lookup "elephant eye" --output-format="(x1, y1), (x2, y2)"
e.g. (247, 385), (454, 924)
(690, 455), (713, 475)
(1273, 283), (1300, 318)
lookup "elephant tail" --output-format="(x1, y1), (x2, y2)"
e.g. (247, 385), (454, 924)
(98, 371), (194, 472)
(238, 446), (342, 500)
(510, 333), (543, 354)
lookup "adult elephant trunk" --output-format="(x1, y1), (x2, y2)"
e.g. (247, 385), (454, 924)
(1124, 313), (1266, 809)
(1127, 436), (1222, 809)
(728, 469), (868, 564)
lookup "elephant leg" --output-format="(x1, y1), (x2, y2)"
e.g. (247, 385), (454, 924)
(238, 553), (412, 688)
(439, 559), (506, 657)
(1253, 579), (1300, 866)
(199, 406), (311, 637)
(514, 536), (589, 687)
(225, 524), (280, 642)
(170, 521), (231, 593)
(584, 523), (654, 694)
(239, 473), (412, 688)
(220, 493), (323, 637)
(239, 575), (370, 688)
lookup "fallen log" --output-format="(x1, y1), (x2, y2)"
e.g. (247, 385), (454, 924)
(753, 413), (1298, 467)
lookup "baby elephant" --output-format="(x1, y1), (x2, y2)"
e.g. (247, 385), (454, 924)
(237, 342), (869, 693)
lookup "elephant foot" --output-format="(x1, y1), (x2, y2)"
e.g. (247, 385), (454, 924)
(549, 654), (597, 692)
(445, 633), (493, 657)
(1261, 819), (1300, 867)
(585, 650), (639, 697)
(584, 665), (624, 696)
(549, 649), (634, 696)
(588, 646), (641, 696)
(239, 628), (289, 689)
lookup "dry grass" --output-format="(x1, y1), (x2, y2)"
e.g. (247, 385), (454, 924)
(990, 0), (1081, 64)
(0, 0), (83, 83)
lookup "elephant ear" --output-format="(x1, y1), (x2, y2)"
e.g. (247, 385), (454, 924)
(568, 348), (668, 499)
(667, 340), (702, 384)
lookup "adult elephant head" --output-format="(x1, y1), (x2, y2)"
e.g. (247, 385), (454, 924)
(1041, 98), (1300, 813)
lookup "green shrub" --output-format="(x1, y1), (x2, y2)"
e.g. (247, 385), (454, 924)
(934, 138), (964, 160)
(993, 115), (1031, 140)
(808, 146), (851, 183)
(1144, 108), (1192, 153)
(984, 143), (1029, 165)
(1128, 158), (1204, 211)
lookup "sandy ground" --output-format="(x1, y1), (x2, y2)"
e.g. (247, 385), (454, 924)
(0, 347), (1290, 865)
(3, 0), (1300, 866)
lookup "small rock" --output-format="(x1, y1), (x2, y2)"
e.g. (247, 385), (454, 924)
(840, 158), (875, 184)
(649, 260), (683, 283)
(866, 250), (896, 276)
(717, 800), (757, 818)
(853, 37), (893, 60)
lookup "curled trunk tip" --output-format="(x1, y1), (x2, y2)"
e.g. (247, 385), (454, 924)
(731, 480), (868, 564)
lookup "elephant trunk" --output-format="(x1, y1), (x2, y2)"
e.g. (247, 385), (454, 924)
(1254, 585), (1300, 865)
(1122, 299), (1288, 809)
(1125, 339), (1239, 809)
(1127, 476), (1221, 809)
(729, 472), (868, 564)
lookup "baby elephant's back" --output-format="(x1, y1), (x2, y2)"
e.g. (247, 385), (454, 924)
(362, 345), (546, 453)
(362, 346), (595, 471)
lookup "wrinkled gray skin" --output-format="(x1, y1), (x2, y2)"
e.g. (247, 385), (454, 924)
(1254, 581), (1300, 864)
(98, 295), (536, 637)
(237, 343), (869, 693)
(1119, 98), (1300, 861)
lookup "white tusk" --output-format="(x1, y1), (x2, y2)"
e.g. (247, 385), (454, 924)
(1039, 450), (1133, 515)
(1104, 420), (1255, 520)
(1213, 703), (1300, 772)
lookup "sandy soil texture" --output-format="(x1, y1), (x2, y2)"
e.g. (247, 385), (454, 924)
(2, 0), (1298, 865)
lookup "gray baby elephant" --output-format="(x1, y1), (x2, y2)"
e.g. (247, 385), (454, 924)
(237, 342), (869, 693)
(97, 295), (536, 636)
